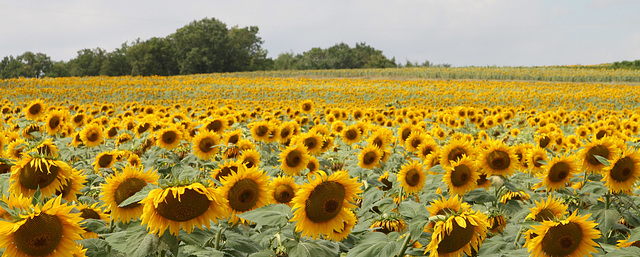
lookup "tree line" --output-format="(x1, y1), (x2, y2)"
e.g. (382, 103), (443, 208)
(0, 17), (405, 79)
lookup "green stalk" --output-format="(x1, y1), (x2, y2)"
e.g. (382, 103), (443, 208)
(396, 234), (412, 257)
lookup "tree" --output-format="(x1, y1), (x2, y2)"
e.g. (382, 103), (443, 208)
(101, 43), (133, 76)
(170, 17), (230, 74)
(0, 52), (53, 79)
(68, 48), (107, 76)
(127, 38), (178, 76)
(227, 26), (269, 71)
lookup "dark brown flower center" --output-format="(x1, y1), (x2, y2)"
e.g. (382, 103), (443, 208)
(274, 184), (295, 204)
(548, 161), (570, 182)
(539, 136), (551, 148)
(285, 149), (303, 168)
(156, 188), (212, 222)
(345, 129), (359, 140)
(447, 147), (467, 163)
(363, 151), (378, 166)
(48, 116), (60, 130)
(451, 164), (472, 187)
(305, 181), (345, 223)
(487, 150), (511, 170)
(19, 160), (60, 190)
(215, 165), (238, 181)
(437, 217), (476, 254)
(534, 208), (556, 222)
(255, 125), (269, 137)
(28, 103), (42, 116)
(610, 156), (635, 182)
(198, 137), (216, 153)
(207, 120), (224, 133)
(405, 168), (422, 187)
(304, 137), (318, 150)
(80, 208), (102, 220)
(541, 222), (583, 256)
(14, 213), (63, 256)
(114, 177), (148, 209)
(98, 154), (114, 168)
(586, 145), (609, 166)
(161, 130), (177, 144)
(228, 178), (259, 212)
(87, 131), (99, 142)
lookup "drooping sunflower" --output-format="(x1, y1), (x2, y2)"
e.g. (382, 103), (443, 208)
(427, 194), (471, 218)
(499, 190), (531, 204)
(191, 130), (221, 161)
(290, 170), (362, 240)
(398, 160), (427, 194)
(579, 137), (621, 174)
(370, 214), (407, 234)
(24, 99), (46, 120)
(477, 140), (518, 177)
(526, 212), (601, 257)
(22, 124), (43, 140)
(525, 196), (568, 222)
(77, 202), (110, 239)
(424, 210), (489, 257)
(326, 209), (357, 242)
(0, 196), (84, 257)
(358, 144), (382, 169)
(55, 168), (87, 202)
(10, 156), (73, 198)
(280, 144), (310, 176)
(268, 176), (299, 206)
(602, 147), (640, 194)
(444, 155), (479, 196)
(219, 166), (271, 225)
(536, 154), (578, 192)
(31, 138), (60, 158)
(235, 148), (259, 168)
(100, 164), (159, 223)
(616, 238), (640, 249)
(440, 139), (475, 168)
(79, 123), (104, 147)
(141, 183), (230, 236)
(156, 125), (183, 150)
(488, 213), (507, 234)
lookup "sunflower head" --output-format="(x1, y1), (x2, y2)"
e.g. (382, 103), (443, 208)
(527, 212), (601, 257)
(80, 123), (104, 147)
(358, 144), (382, 169)
(24, 99), (46, 120)
(602, 147), (640, 194)
(444, 155), (479, 196)
(10, 156), (73, 198)
(219, 165), (271, 225)
(536, 154), (578, 192)
(371, 214), (407, 234)
(268, 176), (299, 206)
(100, 164), (159, 223)
(398, 160), (426, 194)
(156, 125), (183, 150)
(280, 144), (310, 176)
(440, 139), (475, 168)
(525, 196), (567, 222)
(192, 130), (221, 161)
(477, 140), (518, 177)
(424, 210), (489, 256)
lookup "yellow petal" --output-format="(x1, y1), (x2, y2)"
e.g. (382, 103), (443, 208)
(455, 216), (467, 228)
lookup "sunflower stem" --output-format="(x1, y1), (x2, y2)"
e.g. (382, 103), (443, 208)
(214, 227), (224, 250)
(396, 234), (412, 257)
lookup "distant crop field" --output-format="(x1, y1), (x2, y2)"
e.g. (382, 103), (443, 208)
(1, 67), (640, 257)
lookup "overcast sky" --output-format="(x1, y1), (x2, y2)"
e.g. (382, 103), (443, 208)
(1, 0), (639, 67)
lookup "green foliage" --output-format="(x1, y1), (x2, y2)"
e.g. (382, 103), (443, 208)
(274, 42), (396, 70)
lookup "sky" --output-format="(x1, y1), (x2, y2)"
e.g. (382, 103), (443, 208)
(1, 0), (639, 67)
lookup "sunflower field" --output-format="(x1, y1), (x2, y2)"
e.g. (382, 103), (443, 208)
(1, 67), (640, 257)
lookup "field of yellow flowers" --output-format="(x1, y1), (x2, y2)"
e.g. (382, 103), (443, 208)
(1, 67), (640, 257)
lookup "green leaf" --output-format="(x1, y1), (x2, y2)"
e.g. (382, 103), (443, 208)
(182, 245), (225, 257)
(103, 221), (156, 257)
(604, 244), (640, 256)
(249, 249), (278, 257)
(118, 183), (158, 207)
(398, 200), (423, 218)
(627, 227), (640, 242)
(465, 188), (497, 203)
(594, 155), (611, 166)
(78, 238), (122, 257)
(284, 240), (338, 257)
(224, 230), (262, 254)
(409, 215), (429, 240)
(592, 207), (620, 237)
(236, 204), (292, 227)
(179, 228), (218, 246)
(345, 232), (399, 257)
(83, 219), (109, 234)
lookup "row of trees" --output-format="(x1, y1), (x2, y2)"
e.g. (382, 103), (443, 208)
(1, 17), (403, 79)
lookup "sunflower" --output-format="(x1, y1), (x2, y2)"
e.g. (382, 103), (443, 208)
(44, 110), (66, 135)
(358, 144), (382, 169)
(280, 144), (310, 176)
(93, 151), (119, 173)
(219, 165), (271, 225)
(115, 133), (132, 146)
(249, 120), (273, 143)
(31, 138), (60, 157)
(223, 129), (243, 146)
(79, 123), (104, 147)
(290, 170), (362, 240)
(367, 128), (394, 150)
(370, 214), (407, 234)
(295, 132), (323, 155)
(536, 154), (578, 192)
(9, 156), (73, 198)
(212, 160), (241, 182)
(617, 238), (640, 249)
(579, 137), (621, 174)
(427, 194), (471, 219)
(326, 209), (357, 242)
(268, 176), (299, 206)
(156, 125), (183, 150)
(192, 130), (221, 161)
(398, 123), (415, 145)
(535, 133), (554, 149)
(105, 125), (120, 139)
(306, 155), (320, 175)
(440, 139), (475, 168)
(331, 120), (346, 136)
(499, 190), (531, 204)
(424, 210), (489, 257)
(417, 139), (439, 161)
(6, 139), (27, 160)
(277, 122), (296, 144)
(341, 125), (362, 145)
(526, 147), (549, 175)
(202, 116), (228, 134)
(525, 196), (567, 222)
(22, 124), (43, 140)
(526, 212), (600, 257)
(141, 183), (230, 236)
(24, 99), (46, 120)
(378, 172), (393, 191)
(0, 196), (84, 257)
(0, 194), (32, 221)
(602, 147), (640, 194)
(299, 99), (313, 114)
(100, 164), (159, 223)
(55, 168), (87, 202)
(239, 149), (261, 169)
(444, 156), (479, 196)
(398, 160), (426, 194)
(77, 202), (109, 239)
(477, 140), (518, 177)
(127, 154), (141, 167)
(488, 214), (507, 234)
